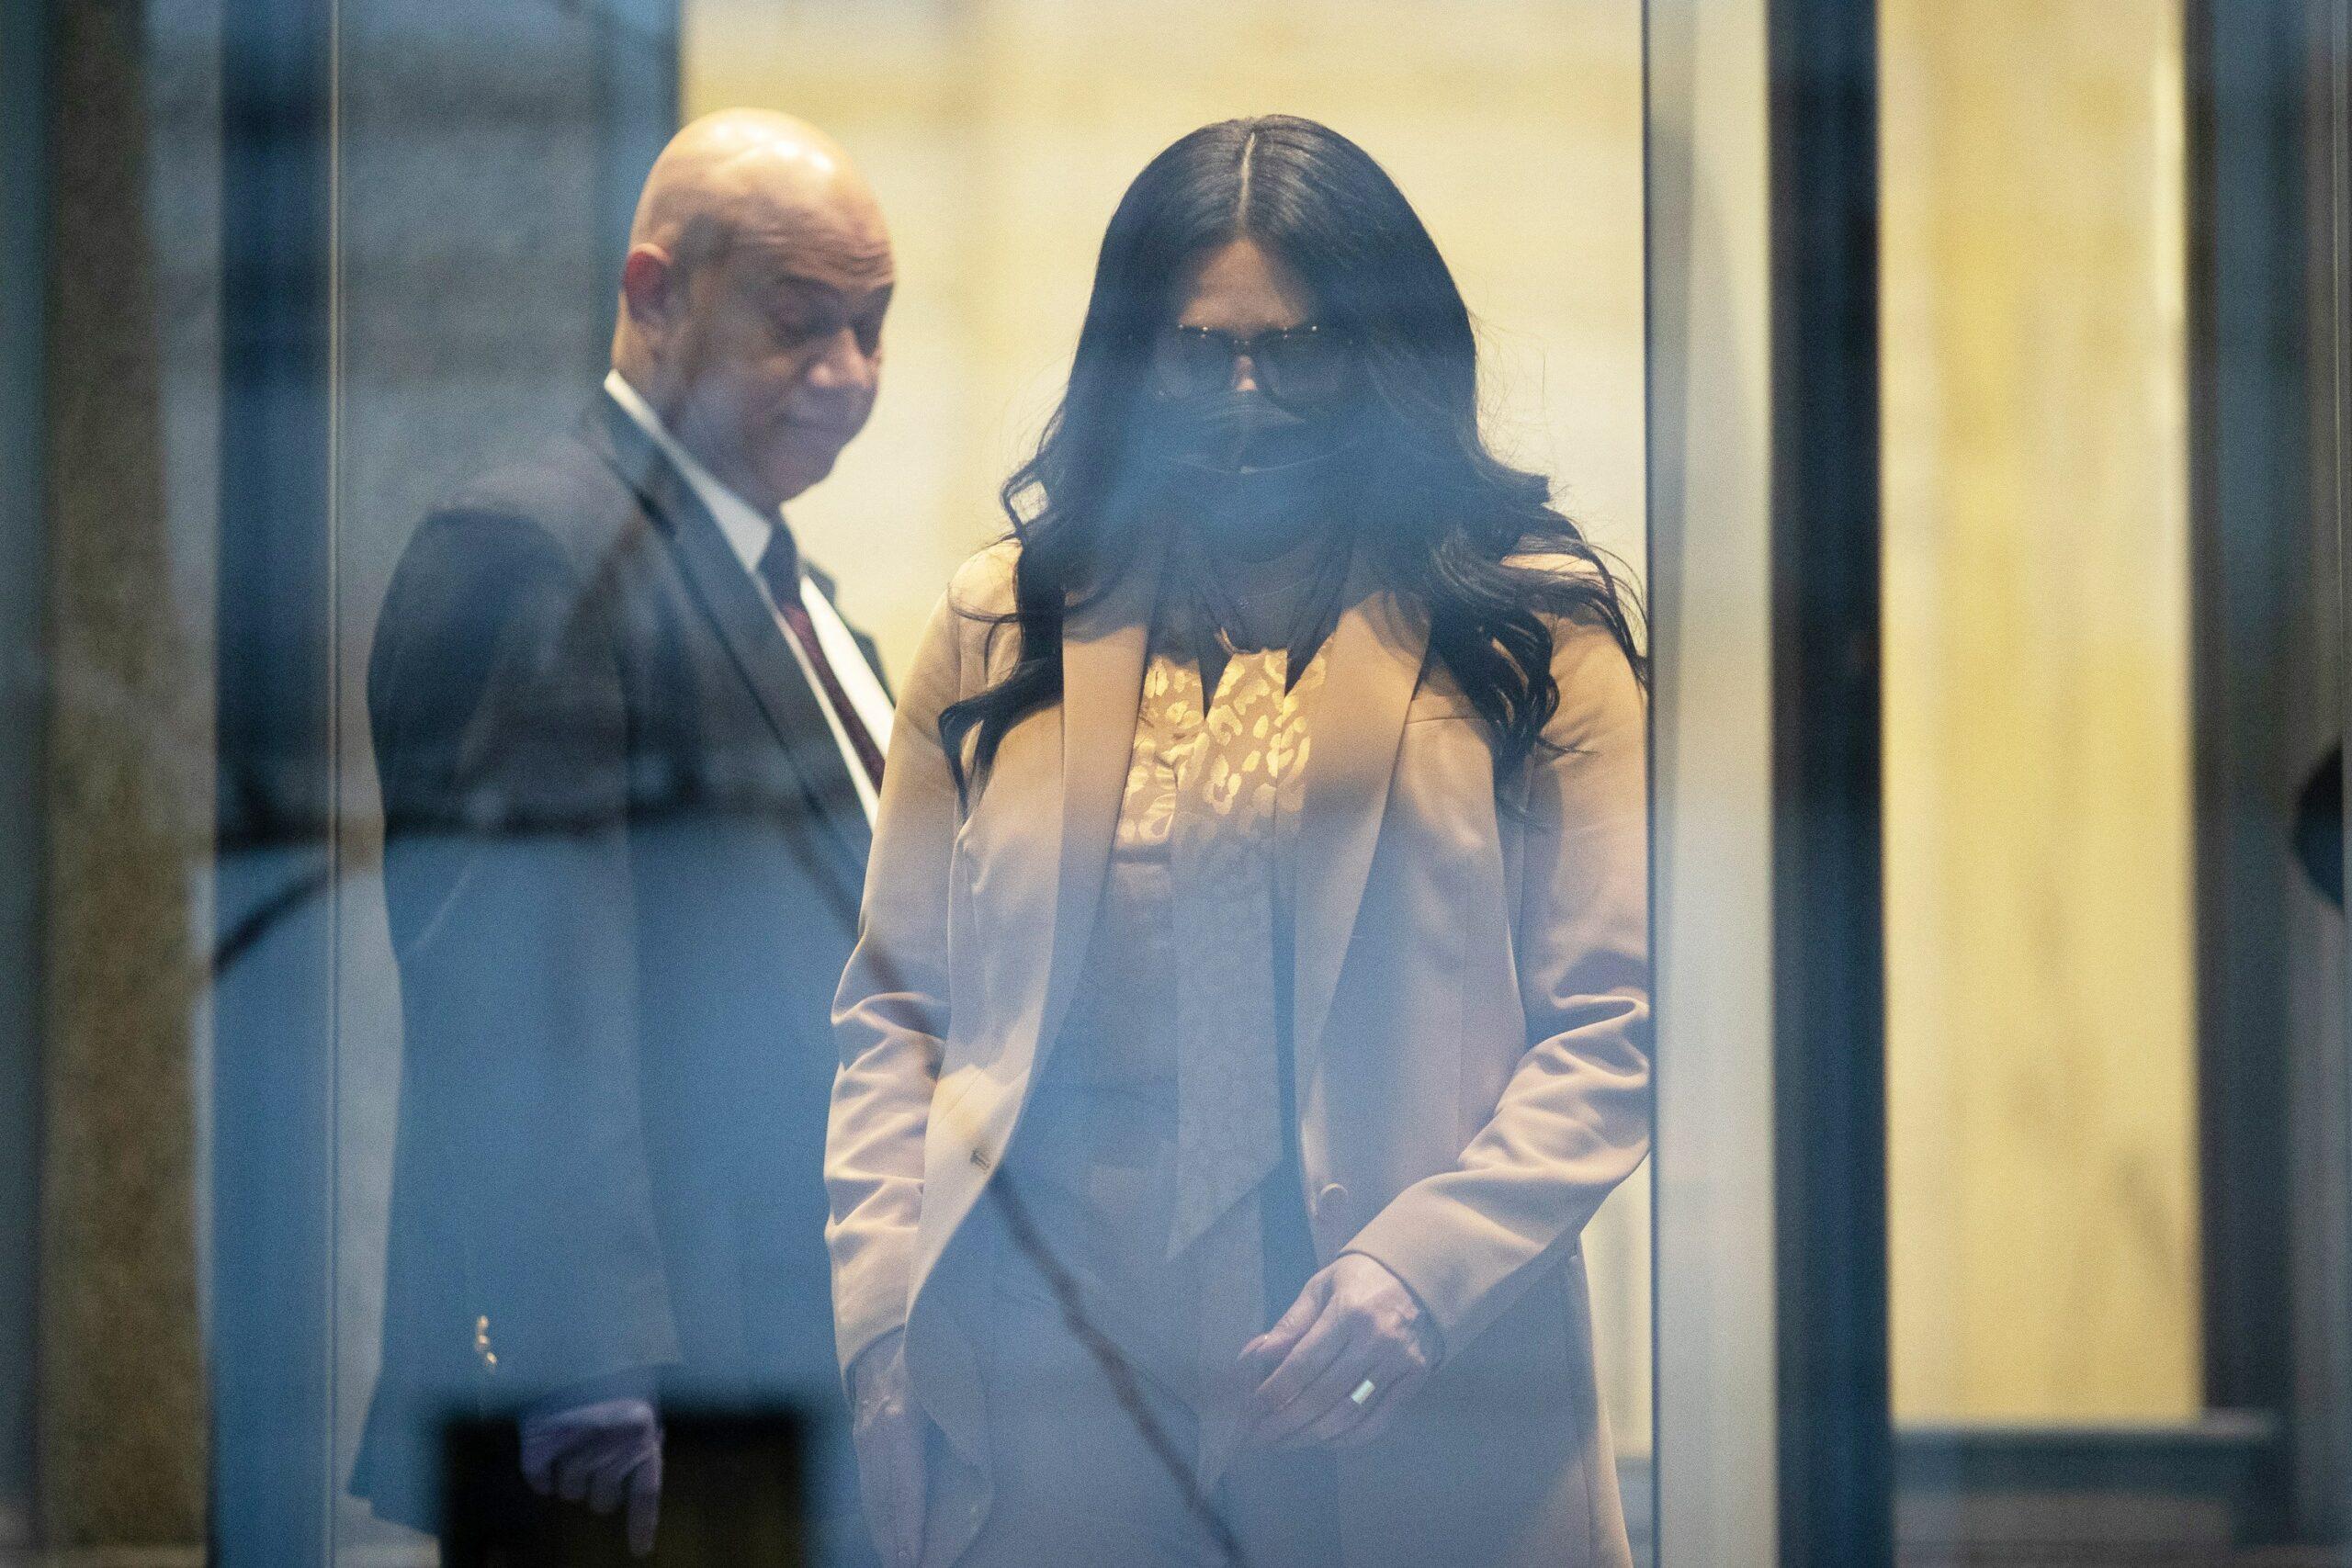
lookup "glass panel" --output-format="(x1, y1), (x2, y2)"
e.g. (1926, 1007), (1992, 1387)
(26, 0), (2338, 1557)
(329, 6), (652, 1557)
(678, 3), (1656, 1538)
(322, 4), (1659, 1562)
(1638, 1), (1782, 1558)
(1875, 1), (2351, 1558)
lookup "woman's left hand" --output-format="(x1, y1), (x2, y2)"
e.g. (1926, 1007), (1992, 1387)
(1238, 1252), (1441, 1448)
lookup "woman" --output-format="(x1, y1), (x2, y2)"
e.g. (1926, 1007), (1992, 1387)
(826, 115), (1650, 1568)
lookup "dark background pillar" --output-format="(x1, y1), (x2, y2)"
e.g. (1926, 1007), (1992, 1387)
(0, 0), (53, 1546)
(39, 0), (209, 1550)
(1767, 0), (1893, 1562)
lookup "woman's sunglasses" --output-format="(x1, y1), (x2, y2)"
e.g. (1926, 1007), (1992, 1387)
(1146, 322), (1355, 407)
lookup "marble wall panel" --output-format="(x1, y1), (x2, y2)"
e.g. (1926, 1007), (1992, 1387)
(1880, 0), (2201, 1424)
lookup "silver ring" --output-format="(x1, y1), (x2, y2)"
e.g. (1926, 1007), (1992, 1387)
(1349, 1378), (1377, 1407)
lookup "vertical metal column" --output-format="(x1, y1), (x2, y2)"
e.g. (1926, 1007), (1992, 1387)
(0, 0), (51, 1547)
(211, 0), (336, 1560)
(1648, 0), (1893, 1558)
(1765, 2), (1892, 1564)
(1646, 0), (1785, 1561)
(2186, 7), (2312, 1535)
(2331, 0), (2352, 1545)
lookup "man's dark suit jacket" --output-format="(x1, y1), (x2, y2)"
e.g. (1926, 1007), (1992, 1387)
(354, 389), (886, 1534)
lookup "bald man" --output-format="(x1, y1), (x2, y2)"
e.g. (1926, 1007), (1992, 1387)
(355, 111), (894, 1562)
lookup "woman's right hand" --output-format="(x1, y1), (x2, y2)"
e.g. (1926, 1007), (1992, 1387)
(849, 1329), (926, 1568)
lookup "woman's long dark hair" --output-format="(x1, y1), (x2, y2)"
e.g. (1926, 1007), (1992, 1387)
(940, 115), (1644, 797)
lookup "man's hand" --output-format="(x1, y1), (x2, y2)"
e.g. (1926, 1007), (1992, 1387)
(1238, 1252), (1441, 1449)
(520, 1394), (663, 1556)
(849, 1330), (927, 1568)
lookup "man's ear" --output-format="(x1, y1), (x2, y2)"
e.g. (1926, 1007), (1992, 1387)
(619, 244), (676, 329)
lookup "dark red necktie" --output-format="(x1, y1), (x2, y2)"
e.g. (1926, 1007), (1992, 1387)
(757, 533), (886, 794)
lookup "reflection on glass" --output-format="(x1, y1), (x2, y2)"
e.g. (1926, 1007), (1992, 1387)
(326, 6), (1654, 1565)
(827, 115), (1649, 1566)
(30, 0), (2352, 1562)
(354, 108), (896, 1564)
(684, 0), (1657, 1532)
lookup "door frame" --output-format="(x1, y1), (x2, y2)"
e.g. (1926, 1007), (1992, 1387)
(1645, 1), (1894, 1562)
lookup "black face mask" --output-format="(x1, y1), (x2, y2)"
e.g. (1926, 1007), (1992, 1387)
(1138, 389), (1364, 557)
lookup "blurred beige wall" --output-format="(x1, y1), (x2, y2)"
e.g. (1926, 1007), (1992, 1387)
(1880, 0), (2200, 1422)
(684, 0), (1648, 670)
(684, 0), (1655, 1450)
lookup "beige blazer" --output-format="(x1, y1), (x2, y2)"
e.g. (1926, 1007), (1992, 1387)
(827, 541), (1652, 1567)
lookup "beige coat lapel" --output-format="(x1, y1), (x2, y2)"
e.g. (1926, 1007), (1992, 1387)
(1292, 568), (1428, 1100)
(904, 567), (1155, 1466)
(908, 569), (1152, 1287)
(1033, 569), (1156, 1085)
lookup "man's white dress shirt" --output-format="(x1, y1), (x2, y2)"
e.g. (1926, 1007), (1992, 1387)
(605, 370), (893, 823)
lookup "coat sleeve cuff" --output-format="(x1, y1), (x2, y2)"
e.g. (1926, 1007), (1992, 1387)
(1340, 1186), (1543, 1367)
